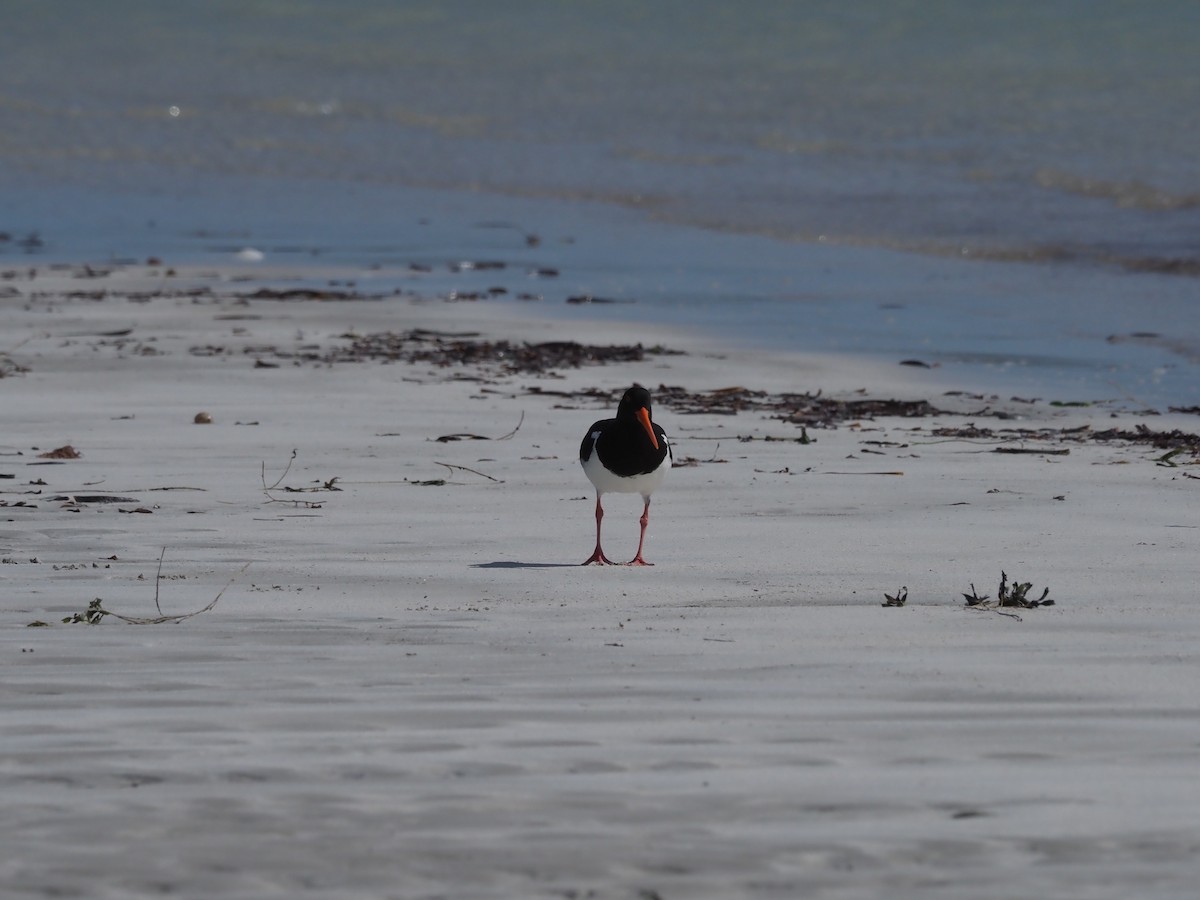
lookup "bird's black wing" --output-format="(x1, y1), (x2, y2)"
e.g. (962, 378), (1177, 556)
(579, 418), (611, 463)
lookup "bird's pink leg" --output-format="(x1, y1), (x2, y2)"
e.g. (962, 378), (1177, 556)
(626, 498), (654, 566)
(582, 494), (616, 565)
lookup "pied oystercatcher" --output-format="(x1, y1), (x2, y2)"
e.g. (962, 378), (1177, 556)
(579, 385), (671, 566)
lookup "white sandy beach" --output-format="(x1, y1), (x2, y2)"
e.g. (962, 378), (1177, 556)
(4, 263), (1200, 899)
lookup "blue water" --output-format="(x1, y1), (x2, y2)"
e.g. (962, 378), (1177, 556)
(1, 1), (1197, 406)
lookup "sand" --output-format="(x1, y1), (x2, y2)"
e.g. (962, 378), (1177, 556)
(3, 263), (1200, 899)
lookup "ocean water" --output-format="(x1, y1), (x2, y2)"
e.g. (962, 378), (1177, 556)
(1, 1), (1197, 405)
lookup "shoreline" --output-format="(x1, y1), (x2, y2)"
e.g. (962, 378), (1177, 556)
(5, 175), (1197, 411)
(4, 260), (1200, 897)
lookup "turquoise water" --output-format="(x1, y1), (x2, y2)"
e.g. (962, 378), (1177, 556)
(1, 1), (1197, 404)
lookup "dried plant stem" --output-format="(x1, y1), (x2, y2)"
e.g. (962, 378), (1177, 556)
(435, 462), (503, 483)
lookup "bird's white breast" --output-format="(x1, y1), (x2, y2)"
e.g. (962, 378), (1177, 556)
(581, 434), (670, 497)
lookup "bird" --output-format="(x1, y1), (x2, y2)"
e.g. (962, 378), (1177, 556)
(579, 385), (671, 566)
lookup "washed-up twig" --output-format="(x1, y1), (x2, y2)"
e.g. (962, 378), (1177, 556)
(821, 470), (905, 476)
(52, 494), (139, 506)
(436, 462), (503, 483)
(882, 586), (908, 607)
(261, 450), (339, 506)
(434, 411), (525, 443)
(404, 462), (504, 486)
(495, 410), (524, 440)
(684, 434), (813, 444)
(263, 449), (297, 491)
(993, 446), (1070, 456)
(152, 547), (167, 617)
(36, 549), (250, 626)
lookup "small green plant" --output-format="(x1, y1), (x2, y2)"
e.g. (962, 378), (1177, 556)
(63, 598), (111, 624)
(1155, 448), (1185, 467)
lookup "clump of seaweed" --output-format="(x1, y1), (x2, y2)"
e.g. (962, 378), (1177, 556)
(882, 586), (908, 607)
(963, 571), (1054, 620)
(322, 331), (680, 375)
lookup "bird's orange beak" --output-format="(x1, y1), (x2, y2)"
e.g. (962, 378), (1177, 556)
(635, 407), (659, 450)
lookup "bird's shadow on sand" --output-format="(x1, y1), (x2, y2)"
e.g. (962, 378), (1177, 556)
(473, 561), (581, 569)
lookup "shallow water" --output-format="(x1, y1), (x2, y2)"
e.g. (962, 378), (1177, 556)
(1, 2), (1197, 406)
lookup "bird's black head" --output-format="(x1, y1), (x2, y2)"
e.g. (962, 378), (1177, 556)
(617, 385), (653, 418)
(616, 385), (659, 449)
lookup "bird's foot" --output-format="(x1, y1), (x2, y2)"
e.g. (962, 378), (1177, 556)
(581, 548), (617, 566)
(624, 556), (654, 567)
